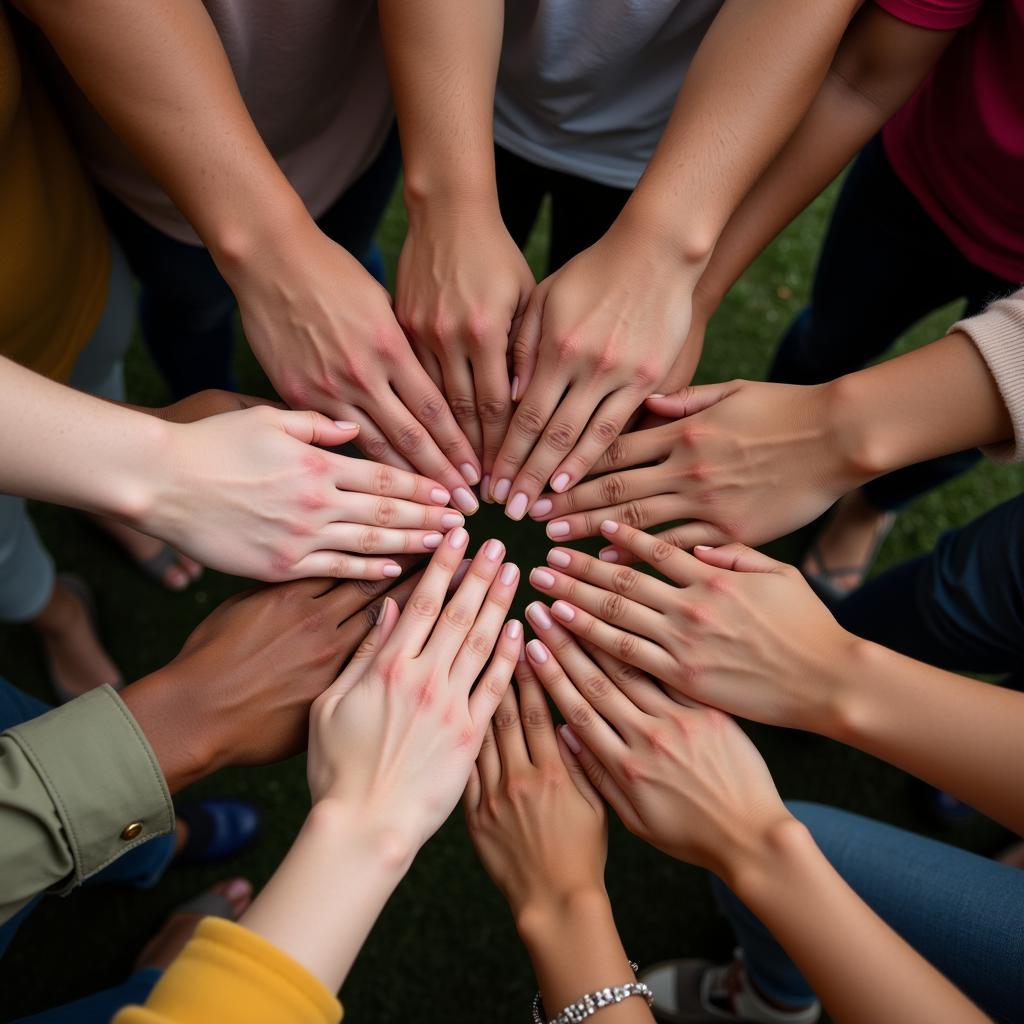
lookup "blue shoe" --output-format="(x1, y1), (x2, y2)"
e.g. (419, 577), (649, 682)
(174, 799), (262, 865)
(361, 241), (387, 285)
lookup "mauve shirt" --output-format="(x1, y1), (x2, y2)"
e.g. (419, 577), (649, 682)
(62, 0), (393, 246)
(876, 0), (1024, 282)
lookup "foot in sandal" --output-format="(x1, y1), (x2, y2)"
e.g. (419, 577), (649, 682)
(87, 514), (202, 592)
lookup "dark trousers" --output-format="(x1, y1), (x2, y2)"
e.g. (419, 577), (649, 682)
(99, 124), (402, 399)
(494, 145), (631, 275)
(769, 135), (1018, 511)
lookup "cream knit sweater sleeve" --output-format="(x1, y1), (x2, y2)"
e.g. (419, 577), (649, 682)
(950, 286), (1024, 463)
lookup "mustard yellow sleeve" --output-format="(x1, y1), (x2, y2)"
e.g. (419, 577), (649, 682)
(113, 917), (342, 1024)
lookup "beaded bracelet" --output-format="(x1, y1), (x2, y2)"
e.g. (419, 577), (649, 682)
(532, 962), (654, 1024)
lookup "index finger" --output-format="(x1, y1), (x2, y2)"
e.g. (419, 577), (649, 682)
(333, 453), (453, 508)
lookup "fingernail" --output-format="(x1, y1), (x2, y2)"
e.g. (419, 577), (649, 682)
(551, 473), (571, 493)
(601, 520), (619, 535)
(527, 639), (549, 664)
(430, 487), (451, 505)
(424, 532), (443, 549)
(552, 600), (575, 622)
(453, 487), (479, 514)
(500, 563), (519, 586)
(334, 420), (359, 431)
(507, 619), (523, 639)
(531, 498), (553, 518)
(493, 478), (512, 503)
(547, 548), (571, 568)
(526, 602), (552, 630)
(461, 462), (481, 486)
(560, 725), (582, 754)
(511, 376), (520, 402)
(441, 512), (464, 529)
(383, 564), (402, 578)
(481, 474), (492, 504)
(599, 549), (619, 562)
(227, 878), (251, 899)
(695, 544), (714, 551)
(484, 538), (504, 562)
(372, 597), (391, 624)
(547, 520), (570, 539)
(449, 526), (469, 549)
(648, 393), (666, 399)
(507, 492), (529, 521)
(531, 568), (555, 589)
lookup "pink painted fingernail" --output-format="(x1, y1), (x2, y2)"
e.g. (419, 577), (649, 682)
(599, 549), (619, 562)
(547, 549), (571, 568)
(531, 568), (555, 589)
(507, 619), (523, 639)
(334, 420), (359, 431)
(500, 563), (519, 586)
(551, 473), (571, 493)
(526, 602), (552, 629)
(527, 639), (549, 664)
(441, 512), (464, 529)
(547, 521), (570, 539)
(552, 600), (575, 622)
(601, 520), (619, 534)
(480, 474), (492, 503)
(424, 532), (443, 549)
(484, 538), (504, 562)
(383, 564), (403, 578)
(511, 376), (520, 402)
(648, 393), (666, 400)
(530, 498), (553, 518)
(453, 487), (479, 514)
(449, 527), (469, 549)
(493, 478), (512, 503)
(461, 462), (481, 486)
(507, 492), (529, 521)
(695, 545), (714, 551)
(430, 488), (451, 505)
(560, 725), (582, 754)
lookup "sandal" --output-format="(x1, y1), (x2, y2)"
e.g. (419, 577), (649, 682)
(802, 511), (896, 604)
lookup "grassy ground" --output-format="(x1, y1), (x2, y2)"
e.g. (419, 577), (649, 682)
(1, 181), (1020, 1022)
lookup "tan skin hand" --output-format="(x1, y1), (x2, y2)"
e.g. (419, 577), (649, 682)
(528, 522), (853, 735)
(464, 661), (607, 919)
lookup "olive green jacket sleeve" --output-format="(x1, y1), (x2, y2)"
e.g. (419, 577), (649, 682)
(0, 685), (174, 925)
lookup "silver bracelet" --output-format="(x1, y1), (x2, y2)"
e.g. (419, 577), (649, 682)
(532, 962), (654, 1024)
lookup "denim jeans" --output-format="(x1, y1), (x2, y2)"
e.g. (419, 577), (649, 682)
(98, 123), (402, 399)
(769, 135), (1018, 512)
(713, 802), (1024, 1023)
(0, 679), (175, 1021)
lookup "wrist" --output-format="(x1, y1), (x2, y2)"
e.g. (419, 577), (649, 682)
(616, 189), (717, 270)
(304, 797), (419, 879)
(404, 174), (501, 224)
(515, 886), (612, 949)
(102, 413), (175, 530)
(821, 372), (901, 485)
(722, 813), (817, 906)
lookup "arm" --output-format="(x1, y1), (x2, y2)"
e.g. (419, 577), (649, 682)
(488, 0), (863, 517)
(521, 627), (987, 1023)
(380, 0), (534, 477)
(17, 0), (481, 499)
(0, 355), (460, 581)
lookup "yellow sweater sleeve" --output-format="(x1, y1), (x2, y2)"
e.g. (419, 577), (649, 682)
(113, 918), (342, 1024)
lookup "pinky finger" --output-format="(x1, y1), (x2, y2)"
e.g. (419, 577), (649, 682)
(290, 551), (405, 581)
(558, 725), (642, 833)
(468, 620), (522, 739)
(463, 763), (482, 816)
(555, 729), (604, 815)
(600, 521), (730, 565)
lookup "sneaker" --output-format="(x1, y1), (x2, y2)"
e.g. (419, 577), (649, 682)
(640, 956), (820, 1023)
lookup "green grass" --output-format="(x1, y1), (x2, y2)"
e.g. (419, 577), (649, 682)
(1, 180), (1020, 1022)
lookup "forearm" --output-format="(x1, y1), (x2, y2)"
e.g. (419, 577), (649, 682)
(730, 820), (987, 1023)
(380, 0), (503, 207)
(825, 640), (1024, 836)
(516, 890), (653, 1023)
(622, 0), (860, 265)
(238, 801), (413, 993)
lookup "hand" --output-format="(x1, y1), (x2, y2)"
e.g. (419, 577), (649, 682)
(464, 660), (607, 921)
(488, 218), (700, 520)
(121, 570), (422, 791)
(396, 200), (534, 479)
(528, 522), (854, 735)
(306, 527), (523, 851)
(535, 379), (862, 553)
(222, 216), (482, 512)
(154, 389), (276, 423)
(140, 407), (464, 581)
(519, 618), (791, 884)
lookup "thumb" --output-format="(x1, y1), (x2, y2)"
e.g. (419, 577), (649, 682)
(510, 279), (548, 401)
(644, 380), (741, 419)
(331, 595), (402, 699)
(276, 409), (361, 447)
(692, 542), (784, 575)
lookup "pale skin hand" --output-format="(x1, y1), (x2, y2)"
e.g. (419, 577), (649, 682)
(239, 529), (523, 991)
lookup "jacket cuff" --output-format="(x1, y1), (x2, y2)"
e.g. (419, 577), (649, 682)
(5, 685), (174, 890)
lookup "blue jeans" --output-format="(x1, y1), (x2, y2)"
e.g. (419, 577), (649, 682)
(0, 680), (175, 1021)
(769, 135), (1018, 511)
(714, 802), (1024, 1023)
(98, 123), (402, 399)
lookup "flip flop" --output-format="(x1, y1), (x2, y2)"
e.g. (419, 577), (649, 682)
(173, 887), (244, 920)
(802, 511), (896, 604)
(174, 799), (262, 866)
(47, 574), (125, 705)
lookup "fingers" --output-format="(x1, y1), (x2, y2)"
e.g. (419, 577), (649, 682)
(274, 409), (361, 448)
(463, 763), (482, 815)
(334, 456), (454, 509)
(582, 641), (698, 714)
(471, 345), (515, 477)
(536, 546), (673, 611)
(382, 526), (471, 656)
(343, 406), (417, 473)
(600, 521), (730, 566)
(313, 522), (453, 558)
(491, 676), (529, 772)
(510, 281), (546, 401)
(644, 380), (740, 419)
(328, 492), (464, 533)
(515, 658), (561, 767)
(423, 538), (506, 666)
(476, 723), (501, 796)
(596, 522), (716, 585)
(554, 729), (604, 814)
(529, 465), (666, 525)
(440, 356), (484, 462)
(541, 495), (686, 544)
(692, 542), (787, 575)
(558, 725), (640, 831)
(287, 549), (406, 581)
(325, 594), (402, 702)
(449, 563), (521, 690)
(467, 621), (521, 742)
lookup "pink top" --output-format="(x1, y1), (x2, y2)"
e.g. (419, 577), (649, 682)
(875, 0), (1024, 282)
(61, 1), (392, 246)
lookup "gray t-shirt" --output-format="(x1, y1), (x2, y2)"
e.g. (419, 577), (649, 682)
(494, 0), (724, 190)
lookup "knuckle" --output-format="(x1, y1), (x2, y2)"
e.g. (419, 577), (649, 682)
(448, 395), (479, 422)
(358, 527), (383, 553)
(620, 757), (647, 783)
(522, 704), (551, 729)
(619, 501), (648, 529)
(478, 397), (510, 424)
(600, 593), (626, 621)
(417, 393), (447, 425)
(512, 402), (547, 439)
(585, 759), (607, 789)
(466, 630), (492, 656)
(634, 362), (660, 387)
(374, 499), (398, 526)
(569, 703), (595, 729)
(541, 420), (576, 453)
(553, 334), (582, 362)
(363, 434), (391, 460)
(443, 603), (475, 629)
(612, 566), (639, 595)
(589, 417), (621, 447)
(494, 708), (521, 732)
(599, 474), (626, 504)
(372, 464), (395, 494)
(410, 595), (441, 619)
(650, 540), (677, 563)
(617, 632), (640, 659)
(394, 423), (426, 455)
(581, 673), (612, 701)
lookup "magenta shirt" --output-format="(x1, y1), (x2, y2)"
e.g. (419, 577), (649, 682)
(876, 0), (1024, 282)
